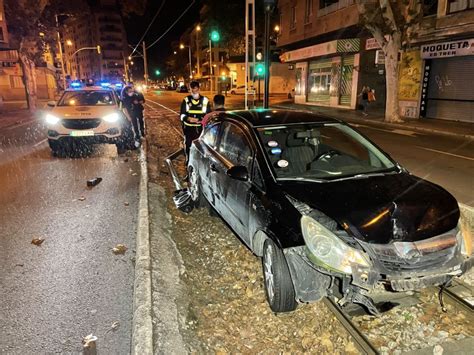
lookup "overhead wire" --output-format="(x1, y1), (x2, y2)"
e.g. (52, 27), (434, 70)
(130, 0), (168, 56)
(146, 0), (196, 50)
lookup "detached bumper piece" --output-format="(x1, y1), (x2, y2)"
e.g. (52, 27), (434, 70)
(165, 148), (194, 213)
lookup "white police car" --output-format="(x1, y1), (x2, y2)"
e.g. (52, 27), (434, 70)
(45, 82), (135, 155)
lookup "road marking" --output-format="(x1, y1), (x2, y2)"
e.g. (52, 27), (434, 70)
(353, 124), (419, 137)
(417, 146), (474, 161)
(146, 98), (179, 114)
(6, 119), (38, 130)
(33, 138), (47, 147)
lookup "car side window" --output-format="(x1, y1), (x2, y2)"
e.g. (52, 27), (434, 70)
(218, 122), (252, 168)
(202, 123), (221, 149)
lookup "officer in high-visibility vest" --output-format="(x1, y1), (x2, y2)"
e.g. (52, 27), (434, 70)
(180, 81), (211, 163)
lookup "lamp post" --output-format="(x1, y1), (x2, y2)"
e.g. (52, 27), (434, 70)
(195, 25), (201, 77)
(180, 43), (192, 80)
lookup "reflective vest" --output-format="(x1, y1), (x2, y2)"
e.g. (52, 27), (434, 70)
(180, 95), (210, 127)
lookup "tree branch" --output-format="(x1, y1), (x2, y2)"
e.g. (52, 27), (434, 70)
(356, 1), (388, 48)
(379, 0), (400, 35)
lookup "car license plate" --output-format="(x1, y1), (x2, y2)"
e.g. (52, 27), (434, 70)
(70, 130), (94, 137)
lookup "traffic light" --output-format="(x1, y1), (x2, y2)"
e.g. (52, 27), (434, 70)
(155, 70), (161, 76)
(96, 45), (101, 54)
(256, 63), (265, 76)
(210, 30), (220, 42)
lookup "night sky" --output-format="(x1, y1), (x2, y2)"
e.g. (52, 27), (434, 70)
(123, 0), (202, 80)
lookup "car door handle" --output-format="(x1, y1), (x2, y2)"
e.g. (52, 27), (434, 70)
(210, 163), (219, 173)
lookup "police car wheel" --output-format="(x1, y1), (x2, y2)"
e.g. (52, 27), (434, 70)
(49, 139), (65, 157)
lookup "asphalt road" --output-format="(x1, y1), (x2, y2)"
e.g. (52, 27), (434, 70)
(146, 90), (473, 207)
(0, 117), (139, 353)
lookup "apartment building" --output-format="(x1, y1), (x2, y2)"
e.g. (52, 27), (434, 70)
(63, 0), (127, 82)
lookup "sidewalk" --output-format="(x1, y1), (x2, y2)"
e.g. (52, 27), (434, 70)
(0, 100), (49, 130)
(272, 102), (474, 140)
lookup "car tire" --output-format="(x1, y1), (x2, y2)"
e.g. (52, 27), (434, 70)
(262, 239), (297, 313)
(230, 90), (235, 95)
(48, 139), (64, 157)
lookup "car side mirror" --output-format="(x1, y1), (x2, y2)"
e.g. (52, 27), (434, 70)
(227, 165), (249, 181)
(47, 101), (56, 107)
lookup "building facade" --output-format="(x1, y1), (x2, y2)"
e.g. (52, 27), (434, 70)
(62, 0), (128, 82)
(278, 0), (474, 122)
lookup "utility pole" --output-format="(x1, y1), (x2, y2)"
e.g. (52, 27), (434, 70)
(55, 14), (67, 90)
(263, 0), (275, 108)
(209, 39), (212, 93)
(142, 41), (149, 87)
(245, 0), (256, 110)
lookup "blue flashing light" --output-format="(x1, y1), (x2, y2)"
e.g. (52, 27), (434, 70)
(71, 82), (82, 88)
(100, 82), (111, 87)
(271, 147), (282, 155)
(115, 83), (123, 88)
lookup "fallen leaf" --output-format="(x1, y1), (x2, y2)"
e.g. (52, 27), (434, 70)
(82, 334), (98, 348)
(124, 202), (130, 206)
(78, 196), (86, 201)
(31, 237), (45, 246)
(112, 244), (128, 255)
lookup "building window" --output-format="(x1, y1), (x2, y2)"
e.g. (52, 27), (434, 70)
(10, 76), (25, 88)
(319, 0), (339, 9)
(290, 5), (296, 29)
(423, 0), (438, 16)
(448, 0), (474, 13)
(0, 27), (4, 42)
(0, 10), (3, 21)
(305, 0), (313, 23)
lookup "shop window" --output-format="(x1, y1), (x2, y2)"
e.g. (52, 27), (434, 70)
(423, 0), (438, 16)
(448, 0), (474, 13)
(290, 5), (296, 29)
(295, 68), (302, 95)
(305, 0), (313, 23)
(308, 68), (331, 95)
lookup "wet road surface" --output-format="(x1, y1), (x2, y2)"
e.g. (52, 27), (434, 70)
(0, 120), (139, 354)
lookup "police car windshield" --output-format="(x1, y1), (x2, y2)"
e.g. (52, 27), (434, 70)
(58, 91), (115, 106)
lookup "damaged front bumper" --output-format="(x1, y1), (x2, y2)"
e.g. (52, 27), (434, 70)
(284, 246), (473, 315)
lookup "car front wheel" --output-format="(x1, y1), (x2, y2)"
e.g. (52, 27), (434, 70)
(262, 239), (297, 313)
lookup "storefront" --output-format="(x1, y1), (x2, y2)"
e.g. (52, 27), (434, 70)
(420, 38), (474, 123)
(280, 39), (360, 109)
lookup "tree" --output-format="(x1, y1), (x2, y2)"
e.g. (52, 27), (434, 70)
(356, 0), (423, 123)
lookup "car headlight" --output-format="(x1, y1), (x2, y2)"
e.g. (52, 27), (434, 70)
(301, 215), (371, 274)
(103, 113), (120, 122)
(45, 114), (60, 125)
(457, 217), (472, 257)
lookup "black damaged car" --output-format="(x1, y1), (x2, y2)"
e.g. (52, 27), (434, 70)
(187, 109), (473, 314)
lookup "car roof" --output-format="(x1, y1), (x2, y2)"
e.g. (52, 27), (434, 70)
(225, 109), (341, 128)
(64, 86), (113, 92)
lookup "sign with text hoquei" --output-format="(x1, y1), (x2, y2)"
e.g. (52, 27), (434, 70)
(421, 39), (474, 59)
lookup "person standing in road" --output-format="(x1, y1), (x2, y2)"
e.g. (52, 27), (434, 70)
(201, 94), (226, 128)
(180, 81), (211, 163)
(132, 90), (146, 139)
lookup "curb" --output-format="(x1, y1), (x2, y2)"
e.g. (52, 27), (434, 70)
(131, 143), (154, 355)
(271, 105), (474, 140)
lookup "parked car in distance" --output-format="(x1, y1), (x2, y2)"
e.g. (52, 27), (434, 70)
(230, 85), (256, 95)
(177, 85), (189, 93)
(187, 109), (472, 314)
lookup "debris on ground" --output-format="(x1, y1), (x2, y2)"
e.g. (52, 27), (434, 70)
(104, 321), (120, 335)
(112, 244), (128, 255)
(78, 196), (86, 201)
(86, 177), (103, 187)
(124, 202), (130, 206)
(31, 237), (45, 246)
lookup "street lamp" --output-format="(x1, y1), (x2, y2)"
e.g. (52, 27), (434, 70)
(196, 25), (201, 32)
(66, 39), (73, 46)
(274, 25), (280, 32)
(180, 43), (192, 80)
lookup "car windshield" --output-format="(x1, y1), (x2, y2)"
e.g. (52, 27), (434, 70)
(256, 123), (397, 181)
(58, 91), (115, 106)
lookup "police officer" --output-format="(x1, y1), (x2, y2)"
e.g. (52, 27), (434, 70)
(180, 81), (210, 163)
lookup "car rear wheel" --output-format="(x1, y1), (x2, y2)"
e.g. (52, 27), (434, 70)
(49, 139), (65, 156)
(262, 239), (297, 313)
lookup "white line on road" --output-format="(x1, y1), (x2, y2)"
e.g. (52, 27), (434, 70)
(416, 146), (474, 161)
(146, 98), (179, 114)
(33, 138), (47, 147)
(353, 124), (418, 137)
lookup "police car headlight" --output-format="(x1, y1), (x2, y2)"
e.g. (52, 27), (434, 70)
(103, 113), (120, 122)
(45, 114), (60, 125)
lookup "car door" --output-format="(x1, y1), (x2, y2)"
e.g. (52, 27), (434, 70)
(213, 121), (254, 243)
(196, 122), (222, 206)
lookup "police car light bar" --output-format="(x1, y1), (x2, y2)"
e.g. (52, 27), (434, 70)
(70, 82), (82, 88)
(100, 82), (111, 87)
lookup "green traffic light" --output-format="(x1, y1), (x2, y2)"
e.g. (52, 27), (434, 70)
(210, 30), (220, 42)
(155, 70), (161, 75)
(256, 63), (265, 75)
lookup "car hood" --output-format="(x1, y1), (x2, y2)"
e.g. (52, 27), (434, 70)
(51, 106), (118, 119)
(279, 172), (459, 244)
